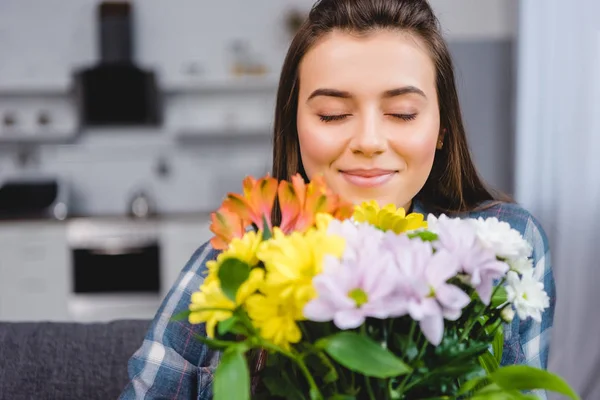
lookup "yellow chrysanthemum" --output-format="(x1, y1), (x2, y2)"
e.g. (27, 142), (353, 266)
(315, 212), (334, 231)
(245, 292), (302, 350)
(190, 267), (265, 337)
(257, 226), (345, 310)
(204, 230), (262, 285)
(189, 280), (234, 338)
(353, 200), (427, 233)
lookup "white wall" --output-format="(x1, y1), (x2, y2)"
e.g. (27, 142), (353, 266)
(0, 0), (517, 90)
(0, 0), (518, 216)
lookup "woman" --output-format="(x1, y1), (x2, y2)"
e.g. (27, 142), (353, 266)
(120, 0), (555, 398)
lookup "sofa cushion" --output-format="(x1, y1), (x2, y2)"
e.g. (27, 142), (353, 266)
(0, 320), (149, 400)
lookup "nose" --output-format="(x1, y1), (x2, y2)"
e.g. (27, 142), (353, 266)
(348, 111), (387, 157)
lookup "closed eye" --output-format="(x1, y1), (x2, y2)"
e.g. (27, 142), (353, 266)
(319, 114), (351, 122)
(387, 113), (418, 121)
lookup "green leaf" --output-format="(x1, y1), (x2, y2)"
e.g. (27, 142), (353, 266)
(217, 316), (239, 336)
(490, 365), (580, 399)
(309, 387), (323, 400)
(193, 333), (236, 350)
(217, 315), (250, 337)
(316, 332), (412, 378)
(471, 382), (540, 400)
(479, 351), (500, 374)
(408, 230), (439, 242)
(492, 326), (504, 364)
(457, 375), (489, 395)
(171, 309), (191, 322)
(491, 286), (508, 308)
(328, 395), (356, 400)
(213, 347), (251, 400)
(218, 258), (251, 301)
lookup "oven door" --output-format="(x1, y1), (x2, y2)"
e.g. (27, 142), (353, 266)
(67, 219), (162, 322)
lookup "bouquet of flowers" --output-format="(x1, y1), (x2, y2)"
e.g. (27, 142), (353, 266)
(177, 174), (578, 400)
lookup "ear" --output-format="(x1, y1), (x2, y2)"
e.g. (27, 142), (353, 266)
(437, 128), (447, 150)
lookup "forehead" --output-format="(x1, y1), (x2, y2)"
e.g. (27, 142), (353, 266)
(299, 29), (436, 95)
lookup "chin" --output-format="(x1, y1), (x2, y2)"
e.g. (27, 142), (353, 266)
(342, 192), (401, 208)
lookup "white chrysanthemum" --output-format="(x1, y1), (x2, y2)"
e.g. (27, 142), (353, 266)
(507, 257), (534, 274)
(471, 217), (532, 260)
(506, 271), (550, 322)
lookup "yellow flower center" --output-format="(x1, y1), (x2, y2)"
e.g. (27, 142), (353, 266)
(428, 286), (436, 297)
(348, 288), (369, 307)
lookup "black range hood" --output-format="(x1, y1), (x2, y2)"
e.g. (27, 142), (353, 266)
(74, 2), (161, 127)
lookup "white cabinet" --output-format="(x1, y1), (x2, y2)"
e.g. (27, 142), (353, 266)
(160, 217), (213, 300)
(0, 222), (70, 321)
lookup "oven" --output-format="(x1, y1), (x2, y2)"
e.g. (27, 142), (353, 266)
(66, 218), (162, 322)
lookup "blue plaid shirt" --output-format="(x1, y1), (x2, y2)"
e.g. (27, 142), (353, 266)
(119, 201), (555, 399)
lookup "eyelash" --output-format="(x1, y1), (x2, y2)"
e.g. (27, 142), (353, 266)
(318, 114), (417, 122)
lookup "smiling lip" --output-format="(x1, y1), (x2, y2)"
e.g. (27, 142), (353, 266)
(339, 169), (397, 188)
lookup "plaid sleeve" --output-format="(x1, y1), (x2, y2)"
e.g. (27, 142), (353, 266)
(518, 215), (556, 400)
(495, 205), (556, 400)
(119, 242), (221, 400)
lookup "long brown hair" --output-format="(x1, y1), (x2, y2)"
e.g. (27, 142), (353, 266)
(271, 0), (508, 220)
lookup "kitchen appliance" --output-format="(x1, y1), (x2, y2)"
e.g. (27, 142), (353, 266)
(0, 177), (70, 220)
(73, 2), (161, 127)
(66, 218), (162, 322)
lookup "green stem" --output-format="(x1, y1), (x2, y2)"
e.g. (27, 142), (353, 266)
(260, 341), (323, 400)
(365, 375), (376, 400)
(310, 345), (341, 392)
(408, 320), (416, 344)
(402, 341), (449, 393)
(460, 280), (505, 341)
(382, 319), (389, 349)
(396, 338), (428, 394)
(299, 322), (312, 343)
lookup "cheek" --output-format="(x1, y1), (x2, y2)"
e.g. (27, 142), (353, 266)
(297, 113), (346, 176)
(391, 129), (438, 170)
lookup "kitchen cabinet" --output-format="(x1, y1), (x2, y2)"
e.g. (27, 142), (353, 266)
(0, 222), (70, 321)
(0, 216), (213, 322)
(159, 217), (213, 301)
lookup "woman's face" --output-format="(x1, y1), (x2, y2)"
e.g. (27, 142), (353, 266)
(297, 29), (441, 210)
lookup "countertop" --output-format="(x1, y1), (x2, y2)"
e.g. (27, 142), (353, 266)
(0, 210), (215, 225)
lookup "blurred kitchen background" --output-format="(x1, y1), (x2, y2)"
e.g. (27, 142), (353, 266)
(0, 0), (598, 398)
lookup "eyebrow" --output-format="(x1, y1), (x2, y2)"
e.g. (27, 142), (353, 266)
(307, 85), (427, 101)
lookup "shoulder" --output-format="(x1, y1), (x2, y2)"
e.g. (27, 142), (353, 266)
(159, 240), (222, 311)
(463, 202), (549, 251)
(187, 240), (222, 273)
(463, 203), (552, 292)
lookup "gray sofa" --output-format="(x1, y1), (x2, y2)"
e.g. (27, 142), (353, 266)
(0, 320), (150, 400)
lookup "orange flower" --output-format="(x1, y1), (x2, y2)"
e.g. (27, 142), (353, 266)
(209, 175), (278, 249)
(209, 207), (247, 250)
(222, 175), (278, 231)
(209, 173), (353, 249)
(278, 174), (353, 233)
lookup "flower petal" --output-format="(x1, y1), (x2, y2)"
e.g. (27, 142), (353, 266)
(277, 180), (301, 233)
(209, 208), (247, 250)
(426, 249), (460, 287)
(333, 308), (366, 330)
(313, 274), (355, 310)
(436, 284), (471, 312)
(420, 314), (444, 346)
(476, 279), (494, 305)
(385, 297), (410, 318)
(303, 298), (338, 322)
